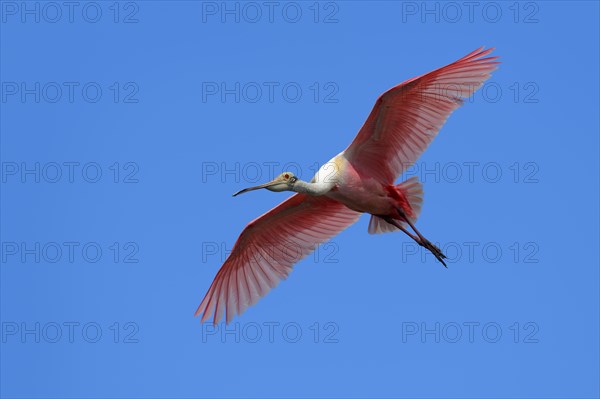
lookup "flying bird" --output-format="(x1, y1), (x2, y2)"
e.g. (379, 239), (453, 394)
(196, 47), (499, 324)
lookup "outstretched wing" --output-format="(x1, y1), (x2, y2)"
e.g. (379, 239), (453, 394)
(195, 194), (360, 324)
(344, 47), (499, 183)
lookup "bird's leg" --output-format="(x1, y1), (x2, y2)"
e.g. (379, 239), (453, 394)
(382, 216), (419, 241)
(384, 213), (447, 267)
(399, 214), (447, 267)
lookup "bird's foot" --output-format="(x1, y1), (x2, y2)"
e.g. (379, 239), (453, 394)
(419, 239), (447, 268)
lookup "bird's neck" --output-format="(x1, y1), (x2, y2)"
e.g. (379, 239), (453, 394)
(293, 180), (334, 196)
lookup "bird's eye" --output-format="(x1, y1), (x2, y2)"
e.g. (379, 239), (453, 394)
(284, 174), (289, 179)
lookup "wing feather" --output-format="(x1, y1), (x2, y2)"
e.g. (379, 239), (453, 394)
(195, 194), (360, 324)
(344, 47), (499, 183)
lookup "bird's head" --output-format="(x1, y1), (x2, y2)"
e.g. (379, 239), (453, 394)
(233, 172), (299, 197)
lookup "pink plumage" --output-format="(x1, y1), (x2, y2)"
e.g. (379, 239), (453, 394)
(197, 47), (499, 324)
(345, 47), (499, 183)
(195, 194), (360, 324)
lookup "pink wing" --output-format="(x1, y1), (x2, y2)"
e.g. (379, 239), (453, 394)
(344, 47), (499, 183)
(195, 194), (360, 324)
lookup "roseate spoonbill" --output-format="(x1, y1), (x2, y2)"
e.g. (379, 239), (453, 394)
(196, 47), (499, 324)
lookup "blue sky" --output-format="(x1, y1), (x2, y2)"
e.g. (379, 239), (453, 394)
(1, 1), (599, 398)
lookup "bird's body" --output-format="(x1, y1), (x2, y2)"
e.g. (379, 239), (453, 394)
(311, 153), (401, 216)
(197, 47), (499, 324)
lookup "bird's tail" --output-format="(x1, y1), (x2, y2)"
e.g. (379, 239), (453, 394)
(368, 177), (423, 234)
